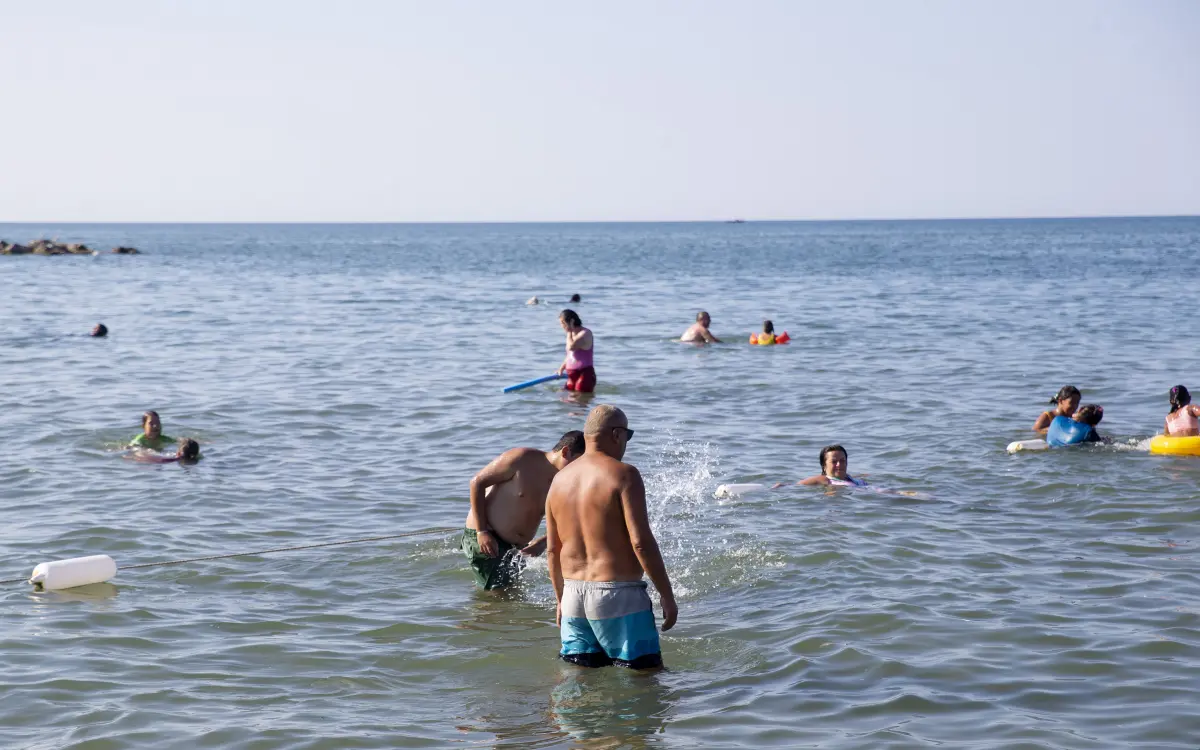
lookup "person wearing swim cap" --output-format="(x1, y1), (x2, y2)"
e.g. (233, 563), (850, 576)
(127, 438), (201, 463)
(1164, 385), (1200, 437)
(129, 411), (177, 450)
(1045, 404), (1108, 447)
(546, 405), (677, 669)
(462, 430), (585, 590)
(681, 311), (721, 343)
(556, 309), (596, 393)
(799, 445), (867, 487)
(1034, 385), (1081, 435)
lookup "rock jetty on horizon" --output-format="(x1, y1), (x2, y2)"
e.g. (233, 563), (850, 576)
(0, 239), (140, 255)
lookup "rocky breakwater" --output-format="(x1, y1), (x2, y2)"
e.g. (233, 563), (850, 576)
(0, 239), (140, 255)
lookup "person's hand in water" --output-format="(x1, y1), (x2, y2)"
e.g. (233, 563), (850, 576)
(520, 537), (547, 557)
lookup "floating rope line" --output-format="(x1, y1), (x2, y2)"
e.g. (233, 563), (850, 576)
(1, 526), (460, 586)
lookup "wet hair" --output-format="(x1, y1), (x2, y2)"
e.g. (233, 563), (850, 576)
(142, 411), (160, 431)
(763, 320), (774, 334)
(1075, 404), (1104, 426)
(569, 293), (582, 303)
(696, 311), (710, 322)
(819, 444), (847, 472)
(1048, 385), (1081, 406)
(552, 430), (585, 457)
(559, 309), (582, 327)
(91, 323), (108, 337)
(179, 438), (200, 460)
(1169, 385), (1191, 413)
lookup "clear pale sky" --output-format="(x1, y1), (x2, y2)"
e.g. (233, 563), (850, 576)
(2, 1), (1197, 222)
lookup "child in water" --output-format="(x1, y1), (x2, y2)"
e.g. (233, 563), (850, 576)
(1045, 404), (1107, 447)
(1164, 385), (1200, 437)
(1034, 385), (1081, 435)
(752, 320), (776, 345)
(130, 411), (176, 450)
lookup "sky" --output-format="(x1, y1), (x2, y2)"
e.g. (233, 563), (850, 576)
(1, 1), (1197, 222)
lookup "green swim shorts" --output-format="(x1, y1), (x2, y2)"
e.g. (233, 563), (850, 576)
(460, 529), (524, 590)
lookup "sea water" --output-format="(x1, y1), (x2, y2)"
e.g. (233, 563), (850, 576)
(1, 218), (1198, 748)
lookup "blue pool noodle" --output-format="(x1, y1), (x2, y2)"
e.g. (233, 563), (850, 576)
(502, 373), (567, 393)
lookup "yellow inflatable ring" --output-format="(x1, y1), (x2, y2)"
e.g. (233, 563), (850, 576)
(1149, 434), (1200, 456)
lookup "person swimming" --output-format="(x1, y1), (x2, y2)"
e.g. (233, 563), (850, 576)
(129, 411), (176, 450)
(794, 445), (866, 486)
(1045, 404), (1107, 447)
(127, 438), (200, 463)
(681, 311), (721, 343)
(1033, 385), (1081, 435)
(755, 320), (776, 345)
(1163, 385), (1200, 437)
(556, 309), (595, 393)
(90, 323), (108, 337)
(569, 293), (582, 303)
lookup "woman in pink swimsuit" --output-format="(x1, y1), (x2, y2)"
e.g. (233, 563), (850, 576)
(556, 309), (595, 393)
(1164, 385), (1200, 437)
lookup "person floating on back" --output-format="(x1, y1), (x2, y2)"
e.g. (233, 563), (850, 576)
(1045, 404), (1107, 447)
(1164, 385), (1200, 437)
(130, 411), (176, 450)
(681, 311), (721, 343)
(461, 430), (585, 590)
(546, 405), (677, 670)
(556, 309), (596, 393)
(127, 438), (201, 463)
(1034, 385), (1080, 435)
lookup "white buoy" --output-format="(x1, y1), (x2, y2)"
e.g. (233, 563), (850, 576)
(715, 483), (768, 498)
(1007, 439), (1049, 453)
(29, 555), (117, 590)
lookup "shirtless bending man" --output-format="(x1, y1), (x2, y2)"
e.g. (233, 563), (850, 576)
(462, 430), (585, 590)
(680, 311), (720, 343)
(546, 405), (677, 669)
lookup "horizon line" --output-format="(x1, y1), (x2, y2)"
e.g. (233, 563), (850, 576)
(1, 213), (1198, 226)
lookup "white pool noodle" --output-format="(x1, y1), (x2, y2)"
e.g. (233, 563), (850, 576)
(715, 483), (767, 498)
(1007, 439), (1049, 453)
(29, 555), (117, 590)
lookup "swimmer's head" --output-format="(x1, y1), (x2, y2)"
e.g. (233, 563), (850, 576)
(1048, 385), (1081, 412)
(559, 309), (582, 330)
(569, 293), (582, 303)
(552, 430), (585, 462)
(1075, 404), (1104, 426)
(763, 320), (774, 334)
(90, 323), (108, 337)
(1170, 385), (1191, 412)
(142, 410), (161, 438)
(819, 444), (848, 479)
(178, 438), (200, 461)
(696, 311), (711, 325)
(584, 404), (632, 460)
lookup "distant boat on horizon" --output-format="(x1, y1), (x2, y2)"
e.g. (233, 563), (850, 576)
(725, 218), (746, 224)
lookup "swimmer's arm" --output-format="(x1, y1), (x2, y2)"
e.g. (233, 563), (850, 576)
(520, 534), (547, 556)
(1033, 411), (1052, 434)
(1164, 417), (1171, 436)
(621, 467), (677, 630)
(798, 475), (829, 486)
(702, 328), (721, 343)
(566, 328), (593, 351)
(469, 451), (520, 552)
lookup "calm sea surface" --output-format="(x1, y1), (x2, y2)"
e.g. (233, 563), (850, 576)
(2, 219), (1198, 749)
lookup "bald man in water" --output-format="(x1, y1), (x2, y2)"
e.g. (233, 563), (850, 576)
(546, 405), (677, 669)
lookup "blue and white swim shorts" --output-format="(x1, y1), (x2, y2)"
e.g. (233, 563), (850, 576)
(559, 579), (662, 669)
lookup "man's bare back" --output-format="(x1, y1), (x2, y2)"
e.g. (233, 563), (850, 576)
(465, 448), (559, 548)
(546, 452), (648, 582)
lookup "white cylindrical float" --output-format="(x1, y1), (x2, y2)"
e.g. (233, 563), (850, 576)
(1006, 439), (1049, 453)
(29, 555), (118, 590)
(715, 483), (767, 498)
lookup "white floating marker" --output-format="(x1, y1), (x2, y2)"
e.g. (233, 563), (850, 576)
(1006, 439), (1049, 453)
(29, 555), (117, 591)
(715, 483), (767, 498)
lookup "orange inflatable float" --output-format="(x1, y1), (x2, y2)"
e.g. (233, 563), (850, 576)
(749, 332), (789, 345)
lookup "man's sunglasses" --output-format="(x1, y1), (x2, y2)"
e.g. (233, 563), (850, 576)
(614, 426), (635, 440)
